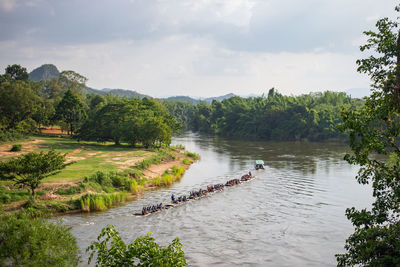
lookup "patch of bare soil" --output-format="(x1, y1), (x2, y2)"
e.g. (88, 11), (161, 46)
(109, 157), (147, 170)
(0, 139), (44, 159)
(65, 146), (86, 163)
(142, 155), (191, 179)
(39, 127), (65, 135)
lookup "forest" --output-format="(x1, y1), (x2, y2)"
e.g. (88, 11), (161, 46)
(0, 65), (179, 147)
(0, 63), (364, 144)
(164, 88), (364, 141)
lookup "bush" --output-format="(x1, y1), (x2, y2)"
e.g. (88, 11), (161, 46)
(0, 187), (30, 204)
(0, 212), (80, 266)
(55, 186), (82, 195)
(172, 166), (185, 178)
(182, 158), (192, 165)
(80, 192), (128, 212)
(161, 174), (173, 186)
(10, 144), (22, 152)
(88, 225), (187, 266)
(124, 178), (139, 193)
(185, 151), (200, 159)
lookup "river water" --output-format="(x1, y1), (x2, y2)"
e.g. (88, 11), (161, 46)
(61, 132), (372, 266)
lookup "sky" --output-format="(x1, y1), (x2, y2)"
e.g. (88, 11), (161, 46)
(0, 0), (397, 98)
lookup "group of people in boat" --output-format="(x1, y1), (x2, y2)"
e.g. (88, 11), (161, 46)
(138, 171), (255, 215)
(171, 194), (188, 203)
(241, 171), (252, 181)
(141, 203), (163, 215)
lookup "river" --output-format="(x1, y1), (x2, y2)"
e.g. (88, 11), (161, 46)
(60, 132), (372, 266)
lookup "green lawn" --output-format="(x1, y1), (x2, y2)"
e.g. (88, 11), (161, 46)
(2, 136), (154, 183)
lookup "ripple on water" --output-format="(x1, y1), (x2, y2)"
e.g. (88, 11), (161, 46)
(57, 134), (372, 267)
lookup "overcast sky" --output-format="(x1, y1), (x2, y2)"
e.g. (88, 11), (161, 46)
(0, 0), (396, 97)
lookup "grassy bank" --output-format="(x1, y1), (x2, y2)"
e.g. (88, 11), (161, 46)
(0, 135), (199, 215)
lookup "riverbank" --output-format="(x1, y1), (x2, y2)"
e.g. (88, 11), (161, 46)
(0, 135), (199, 216)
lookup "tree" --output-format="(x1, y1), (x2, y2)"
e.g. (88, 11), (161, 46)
(0, 212), (79, 266)
(87, 225), (187, 267)
(336, 5), (400, 266)
(55, 90), (87, 135)
(0, 150), (69, 197)
(0, 80), (41, 130)
(59, 70), (87, 101)
(4, 64), (29, 82)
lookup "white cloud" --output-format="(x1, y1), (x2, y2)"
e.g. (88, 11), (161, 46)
(0, 0), (17, 12)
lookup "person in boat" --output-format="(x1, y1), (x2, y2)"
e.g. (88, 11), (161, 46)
(249, 171), (252, 177)
(183, 195), (187, 202)
(171, 194), (175, 202)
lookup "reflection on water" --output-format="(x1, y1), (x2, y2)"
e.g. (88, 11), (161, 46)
(59, 132), (372, 266)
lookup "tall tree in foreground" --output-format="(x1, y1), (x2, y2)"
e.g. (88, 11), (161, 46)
(336, 5), (400, 266)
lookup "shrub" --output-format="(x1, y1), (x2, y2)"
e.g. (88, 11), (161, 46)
(161, 174), (173, 186)
(0, 187), (30, 204)
(80, 192), (128, 212)
(182, 158), (192, 165)
(10, 144), (22, 152)
(124, 178), (139, 193)
(55, 186), (82, 195)
(0, 212), (80, 266)
(88, 225), (187, 266)
(172, 166), (185, 179)
(185, 151), (200, 159)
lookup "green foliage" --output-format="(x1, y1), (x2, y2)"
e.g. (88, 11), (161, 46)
(336, 4), (400, 266)
(0, 212), (80, 266)
(4, 64), (29, 82)
(10, 144), (22, 152)
(0, 149), (69, 196)
(87, 225), (187, 266)
(185, 151), (200, 160)
(78, 97), (179, 146)
(0, 186), (30, 204)
(135, 149), (175, 170)
(79, 192), (128, 212)
(55, 89), (86, 135)
(172, 165), (185, 179)
(164, 90), (362, 141)
(182, 158), (192, 165)
(55, 185), (83, 195)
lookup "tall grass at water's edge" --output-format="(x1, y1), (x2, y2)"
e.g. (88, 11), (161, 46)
(79, 192), (128, 212)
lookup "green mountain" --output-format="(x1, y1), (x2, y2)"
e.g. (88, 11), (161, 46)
(29, 64), (60, 81)
(164, 96), (199, 104)
(100, 88), (149, 99)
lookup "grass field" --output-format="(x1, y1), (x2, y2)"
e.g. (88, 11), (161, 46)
(0, 136), (153, 183)
(0, 135), (197, 214)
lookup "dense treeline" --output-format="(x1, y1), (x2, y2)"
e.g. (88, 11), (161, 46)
(164, 88), (364, 141)
(0, 64), (179, 147)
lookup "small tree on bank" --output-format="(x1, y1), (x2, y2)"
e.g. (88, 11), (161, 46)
(0, 150), (69, 197)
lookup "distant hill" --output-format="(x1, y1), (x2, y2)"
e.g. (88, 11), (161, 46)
(29, 64), (60, 81)
(163, 93), (236, 104)
(164, 96), (199, 104)
(28, 64), (150, 99)
(202, 93), (236, 104)
(100, 88), (149, 99)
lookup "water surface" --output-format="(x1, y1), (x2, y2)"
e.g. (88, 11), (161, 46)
(61, 132), (372, 266)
